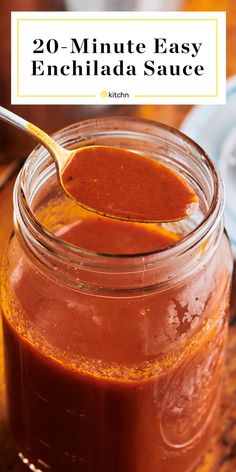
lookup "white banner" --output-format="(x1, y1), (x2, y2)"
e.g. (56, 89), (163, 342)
(11, 11), (226, 105)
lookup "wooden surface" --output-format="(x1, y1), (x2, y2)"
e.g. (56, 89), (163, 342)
(1, 0), (236, 470)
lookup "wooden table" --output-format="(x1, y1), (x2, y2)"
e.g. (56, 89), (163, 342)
(1, 1), (236, 470)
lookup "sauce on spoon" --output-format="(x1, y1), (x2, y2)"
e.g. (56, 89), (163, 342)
(0, 107), (198, 223)
(62, 145), (198, 222)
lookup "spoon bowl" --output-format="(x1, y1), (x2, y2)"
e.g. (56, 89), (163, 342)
(0, 106), (198, 223)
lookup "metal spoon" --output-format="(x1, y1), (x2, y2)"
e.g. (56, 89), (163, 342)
(0, 105), (70, 173)
(0, 106), (198, 223)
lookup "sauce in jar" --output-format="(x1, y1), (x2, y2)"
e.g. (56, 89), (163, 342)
(1, 117), (233, 472)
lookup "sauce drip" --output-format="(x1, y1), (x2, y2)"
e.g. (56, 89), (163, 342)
(62, 145), (198, 222)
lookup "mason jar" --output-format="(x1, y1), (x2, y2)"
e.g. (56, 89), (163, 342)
(1, 117), (233, 472)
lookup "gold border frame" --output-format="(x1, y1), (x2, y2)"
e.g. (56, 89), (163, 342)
(16, 17), (219, 99)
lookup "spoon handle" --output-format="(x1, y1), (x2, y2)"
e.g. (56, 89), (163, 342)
(0, 106), (69, 166)
(0, 106), (28, 132)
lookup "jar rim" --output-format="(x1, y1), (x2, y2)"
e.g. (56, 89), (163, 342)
(14, 116), (224, 268)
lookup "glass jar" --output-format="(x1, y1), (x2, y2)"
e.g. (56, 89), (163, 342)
(1, 117), (233, 472)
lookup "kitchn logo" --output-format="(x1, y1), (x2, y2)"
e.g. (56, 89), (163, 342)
(100, 90), (129, 99)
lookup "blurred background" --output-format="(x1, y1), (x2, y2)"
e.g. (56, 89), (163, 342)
(0, 0), (181, 165)
(0, 3), (234, 144)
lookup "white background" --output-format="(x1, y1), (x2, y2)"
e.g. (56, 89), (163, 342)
(11, 11), (226, 105)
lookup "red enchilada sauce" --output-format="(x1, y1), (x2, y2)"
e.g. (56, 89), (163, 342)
(1, 145), (229, 472)
(62, 145), (198, 222)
